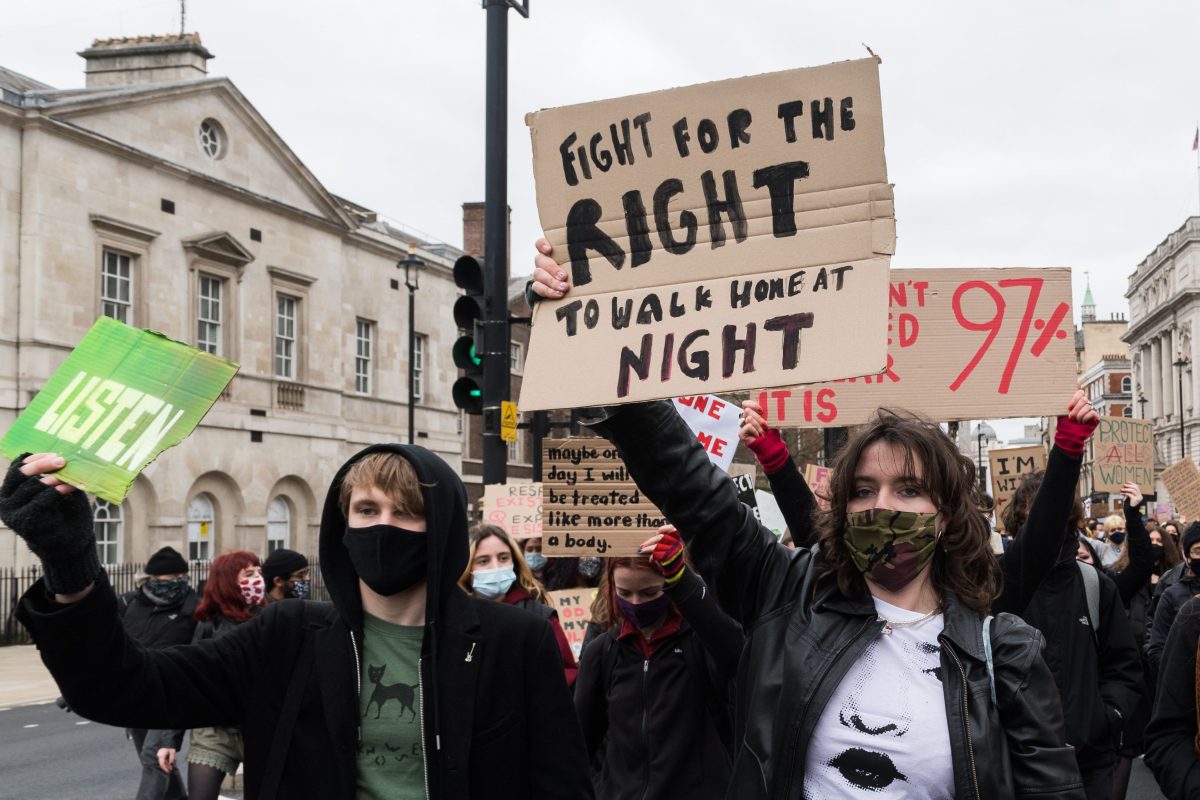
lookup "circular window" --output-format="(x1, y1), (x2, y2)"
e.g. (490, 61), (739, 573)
(198, 118), (226, 159)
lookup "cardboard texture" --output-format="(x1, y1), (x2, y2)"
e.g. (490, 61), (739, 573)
(804, 463), (833, 510)
(755, 268), (1076, 426)
(1091, 417), (1155, 494)
(1, 317), (238, 503)
(1161, 459), (1200, 522)
(548, 588), (597, 659)
(989, 445), (1048, 522)
(673, 394), (740, 472)
(542, 437), (665, 556)
(521, 58), (895, 410)
(480, 482), (543, 540)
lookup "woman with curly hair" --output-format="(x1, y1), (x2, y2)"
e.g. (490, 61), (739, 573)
(459, 524), (578, 685)
(529, 239), (1086, 799)
(187, 550), (264, 800)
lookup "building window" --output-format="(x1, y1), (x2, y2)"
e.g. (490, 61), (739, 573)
(93, 499), (122, 565)
(509, 341), (524, 373)
(413, 334), (426, 402)
(508, 430), (523, 463)
(197, 274), (223, 355)
(275, 294), (298, 379)
(199, 118), (225, 159)
(187, 494), (215, 561)
(355, 319), (373, 394)
(267, 496), (291, 553)
(1121, 375), (1132, 393)
(1122, 407), (1132, 418)
(101, 249), (133, 323)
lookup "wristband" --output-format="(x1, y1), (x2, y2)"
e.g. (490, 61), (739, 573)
(747, 429), (791, 474)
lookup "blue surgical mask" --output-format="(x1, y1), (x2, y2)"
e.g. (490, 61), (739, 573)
(473, 566), (516, 599)
(525, 552), (547, 572)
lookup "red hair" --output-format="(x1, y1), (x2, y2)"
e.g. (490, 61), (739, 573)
(195, 550), (262, 623)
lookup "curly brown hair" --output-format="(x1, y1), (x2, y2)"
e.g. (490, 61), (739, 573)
(815, 409), (998, 616)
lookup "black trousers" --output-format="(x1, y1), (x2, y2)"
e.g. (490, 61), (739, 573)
(128, 728), (188, 800)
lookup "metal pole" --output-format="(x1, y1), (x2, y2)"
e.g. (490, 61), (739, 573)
(408, 285), (416, 445)
(977, 432), (987, 493)
(482, 0), (511, 485)
(1181, 366), (1186, 461)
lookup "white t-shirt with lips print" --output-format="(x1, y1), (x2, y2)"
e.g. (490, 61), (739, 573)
(803, 597), (953, 800)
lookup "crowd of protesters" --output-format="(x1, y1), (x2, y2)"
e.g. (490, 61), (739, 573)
(6, 240), (1200, 799)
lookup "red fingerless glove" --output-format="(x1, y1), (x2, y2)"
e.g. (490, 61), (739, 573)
(649, 529), (686, 586)
(1054, 415), (1098, 459)
(747, 428), (790, 474)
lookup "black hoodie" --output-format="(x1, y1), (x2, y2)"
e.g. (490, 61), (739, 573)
(18, 443), (592, 799)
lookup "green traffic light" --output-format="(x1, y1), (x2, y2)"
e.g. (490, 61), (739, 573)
(470, 389), (481, 397)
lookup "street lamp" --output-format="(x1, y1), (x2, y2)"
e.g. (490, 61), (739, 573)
(977, 430), (988, 494)
(399, 244), (424, 445)
(1174, 355), (1190, 461)
(1137, 392), (1147, 419)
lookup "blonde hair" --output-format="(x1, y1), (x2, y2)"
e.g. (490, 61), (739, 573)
(1104, 514), (1125, 532)
(338, 452), (426, 518)
(459, 524), (549, 604)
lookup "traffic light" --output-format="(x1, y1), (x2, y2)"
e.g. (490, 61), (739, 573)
(452, 255), (485, 414)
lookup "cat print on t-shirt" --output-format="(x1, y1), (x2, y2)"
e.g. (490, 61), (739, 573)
(357, 616), (426, 798)
(804, 599), (954, 800)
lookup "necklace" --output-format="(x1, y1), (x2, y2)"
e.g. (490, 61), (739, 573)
(877, 606), (941, 636)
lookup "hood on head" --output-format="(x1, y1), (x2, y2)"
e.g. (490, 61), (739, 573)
(318, 443), (469, 631)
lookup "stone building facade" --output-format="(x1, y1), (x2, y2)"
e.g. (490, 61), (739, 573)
(0, 34), (464, 568)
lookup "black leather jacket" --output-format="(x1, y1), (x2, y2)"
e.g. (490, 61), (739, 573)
(590, 401), (1084, 800)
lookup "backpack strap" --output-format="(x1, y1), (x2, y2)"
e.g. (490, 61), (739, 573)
(982, 615), (997, 706)
(1077, 560), (1101, 650)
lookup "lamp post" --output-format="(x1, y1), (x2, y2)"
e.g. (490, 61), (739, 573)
(399, 245), (424, 445)
(1175, 355), (1190, 461)
(1137, 392), (1148, 419)
(977, 430), (988, 494)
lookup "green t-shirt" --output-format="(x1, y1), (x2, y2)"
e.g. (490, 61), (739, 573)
(357, 613), (425, 800)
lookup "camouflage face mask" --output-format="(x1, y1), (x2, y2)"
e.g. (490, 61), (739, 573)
(843, 508), (940, 592)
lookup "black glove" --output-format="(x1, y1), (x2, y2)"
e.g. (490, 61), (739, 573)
(0, 455), (101, 595)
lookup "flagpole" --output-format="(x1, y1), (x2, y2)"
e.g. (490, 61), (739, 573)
(1195, 122), (1199, 216)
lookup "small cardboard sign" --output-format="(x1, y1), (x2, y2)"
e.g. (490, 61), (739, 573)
(804, 463), (833, 510)
(521, 58), (895, 410)
(542, 437), (665, 556)
(1092, 417), (1155, 494)
(989, 445), (1047, 520)
(672, 394), (740, 472)
(1161, 459), (1200, 522)
(1, 317), (238, 503)
(480, 482), (543, 540)
(548, 587), (598, 659)
(756, 268), (1076, 426)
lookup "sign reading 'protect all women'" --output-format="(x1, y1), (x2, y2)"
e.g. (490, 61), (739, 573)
(1, 317), (238, 503)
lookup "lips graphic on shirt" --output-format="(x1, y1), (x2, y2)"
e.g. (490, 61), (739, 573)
(828, 747), (908, 790)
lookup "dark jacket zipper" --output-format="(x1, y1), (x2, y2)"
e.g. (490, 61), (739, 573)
(639, 658), (651, 800)
(941, 637), (981, 800)
(782, 616), (876, 793)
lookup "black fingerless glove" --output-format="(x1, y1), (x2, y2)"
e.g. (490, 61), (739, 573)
(0, 456), (101, 595)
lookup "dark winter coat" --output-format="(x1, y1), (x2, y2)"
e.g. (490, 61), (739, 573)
(18, 443), (592, 800)
(1148, 573), (1200, 671)
(587, 400), (1084, 800)
(1144, 595), (1200, 798)
(574, 568), (743, 800)
(1020, 561), (1143, 770)
(117, 586), (199, 648)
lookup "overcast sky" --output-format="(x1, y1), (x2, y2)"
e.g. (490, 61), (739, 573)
(4, 1), (1197, 441)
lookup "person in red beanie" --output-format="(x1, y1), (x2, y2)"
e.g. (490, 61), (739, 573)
(573, 526), (742, 800)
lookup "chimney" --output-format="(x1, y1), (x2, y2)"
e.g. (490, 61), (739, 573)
(78, 33), (213, 88)
(461, 202), (512, 278)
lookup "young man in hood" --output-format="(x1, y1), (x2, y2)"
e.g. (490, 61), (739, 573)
(7, 444), (592, 800)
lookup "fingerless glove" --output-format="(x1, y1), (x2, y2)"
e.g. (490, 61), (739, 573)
(1054, 416), (1098, 460)
(747, 428), (791, 474)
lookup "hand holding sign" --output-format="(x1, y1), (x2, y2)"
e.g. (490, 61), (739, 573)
(1119, 482), (1144, 510)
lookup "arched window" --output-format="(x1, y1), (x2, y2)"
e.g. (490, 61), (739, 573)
(93, 499), (123, 565)
(1122, 407), (1132, 418)
(267, 496), (291, 553)
(187, 494), (216, 561)
(1121, 376), (1132, 393)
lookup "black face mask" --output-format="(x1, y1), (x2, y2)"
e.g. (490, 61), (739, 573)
(343, 524), (428, 597)
(1151, 544), (1165, 563)
(1190, 557), (1200, 579)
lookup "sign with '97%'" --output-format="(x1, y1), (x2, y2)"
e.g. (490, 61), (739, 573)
(754, 268), (1076, 426)
(519, 58), (895, 410)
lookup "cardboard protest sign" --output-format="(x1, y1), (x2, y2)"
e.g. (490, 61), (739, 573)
(755, 490), (787, 540)
(521, 58), (895, 410)
(804, 463), (833, 510)
(1161, 459), (1200, 522)
(989, 445), (1047, 520)
(480, 482), (543, 539)
(1091, 417), (1155, 494)
(755, 268), (1076, 426)
(542, 437), (665, 556)
(732, 473), (757, 510)
(673, 395), (739, 472)
(549, 588), (598, 659)
(1, 317), (237, 503)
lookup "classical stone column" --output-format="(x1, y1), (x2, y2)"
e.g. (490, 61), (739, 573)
(1150, 336), (1162, 418)
(1162, 331), (1175, 418)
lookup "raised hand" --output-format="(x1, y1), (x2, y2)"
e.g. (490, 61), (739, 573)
(1120, 481), (1144, 510)
(640, 524), (686, 585)
(531, 238), (571, 300)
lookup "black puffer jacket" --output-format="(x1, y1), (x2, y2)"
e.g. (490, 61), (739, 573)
(1148, 572), (1200, 671)
(1145, 595), (1200, 798)
(117, 585), (199, 648)
(18, 444), (592, 800)
(589, 401), (1084, 800)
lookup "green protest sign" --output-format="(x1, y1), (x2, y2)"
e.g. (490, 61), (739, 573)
(1, 317), (238, 503)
